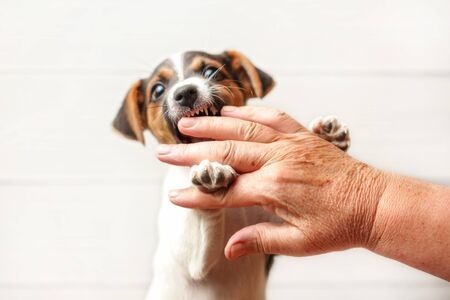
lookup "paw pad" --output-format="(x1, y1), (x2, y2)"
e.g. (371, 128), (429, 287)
(310, 116), (351, 151)
(190, 160), (238, 193)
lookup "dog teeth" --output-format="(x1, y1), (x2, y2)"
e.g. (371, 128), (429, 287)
(186, 105), (219, 118)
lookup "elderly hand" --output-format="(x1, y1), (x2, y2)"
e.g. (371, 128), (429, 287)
(155, 106), (387, 260)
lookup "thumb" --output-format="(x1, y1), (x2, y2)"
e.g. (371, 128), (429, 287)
(224, 222), (304, 260)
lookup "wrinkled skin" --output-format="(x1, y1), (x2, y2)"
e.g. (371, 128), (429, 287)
(156, 105), (387, 260)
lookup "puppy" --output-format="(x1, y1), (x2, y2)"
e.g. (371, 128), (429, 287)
(112, 50), (350, 300)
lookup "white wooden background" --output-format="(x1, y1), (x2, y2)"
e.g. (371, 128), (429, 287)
(1, 0), (449, 299)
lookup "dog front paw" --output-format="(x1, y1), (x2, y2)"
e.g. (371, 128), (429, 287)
(190, 160), (238, 193)
(310, 115), (350, 151)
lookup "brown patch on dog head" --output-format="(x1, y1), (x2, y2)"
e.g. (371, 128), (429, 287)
(113, 80), (146, 144)
(144, 66), (177, 144)
(181, 51), (269, 107)
(184, 53), (247, 107)
(113, 65), (178, 145)
(145, 104), (176, 144)
(144, 94), (176, 144)
(223, 50), (275, 100)
(217, 76), (246, 107)
(188, 56), (230, 75)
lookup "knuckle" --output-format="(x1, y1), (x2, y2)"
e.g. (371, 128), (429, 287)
(219, 140), (235, 164)
(272, 109), (288, 122)
(270, 132), (285, 142)
(241, 121), (259, 141)
(253, 227), (269, 254)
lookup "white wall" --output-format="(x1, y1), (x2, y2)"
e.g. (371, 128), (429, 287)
(0, 0), (449, 299)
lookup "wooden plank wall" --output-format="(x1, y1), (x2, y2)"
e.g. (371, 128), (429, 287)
(0, 0), (449, 299)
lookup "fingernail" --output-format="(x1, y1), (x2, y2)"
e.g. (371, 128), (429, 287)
(168, 190), (179, 199)
(178, 117), (198, 128)
(229, 242), (247, 260)
(156, 144), (172, 155)
(221, 106), (236, 113)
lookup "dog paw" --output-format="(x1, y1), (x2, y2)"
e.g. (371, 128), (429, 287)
(190, 160), (238, 193)
(309, 115), (350, 151)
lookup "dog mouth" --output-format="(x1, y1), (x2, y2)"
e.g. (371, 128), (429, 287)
(175, 101), (223, 143)
(181, 102), (221, 118)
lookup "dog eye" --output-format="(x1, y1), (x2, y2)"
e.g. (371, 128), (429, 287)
(203, 66), (224, 81)
(151, 83), (165, 101)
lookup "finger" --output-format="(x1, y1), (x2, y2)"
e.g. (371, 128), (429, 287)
(169, 172), (270, 208)
(224, 222), (304, 260)
(156, 140), (270, 173)
(178, 116), (281, 143)
(220, 106), (306, 134)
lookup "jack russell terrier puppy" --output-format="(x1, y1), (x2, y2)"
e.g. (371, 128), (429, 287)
(112, 50), (350, 300)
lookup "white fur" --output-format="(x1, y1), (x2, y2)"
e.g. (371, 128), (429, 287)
(145, 166), (273, 300)
(166, 77), (212, 119)
(170, 52), (185, 81)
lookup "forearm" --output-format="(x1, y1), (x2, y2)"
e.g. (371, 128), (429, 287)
(368, 173), (450, 280)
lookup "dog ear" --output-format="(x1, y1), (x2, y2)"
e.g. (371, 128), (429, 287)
(112, 80), (146, 144)
(223, 50), (275, 99)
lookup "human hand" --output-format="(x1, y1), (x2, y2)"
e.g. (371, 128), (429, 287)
(155, 106), (387, 260)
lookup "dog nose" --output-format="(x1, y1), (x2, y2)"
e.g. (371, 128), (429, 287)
(173, 85), (198, 108)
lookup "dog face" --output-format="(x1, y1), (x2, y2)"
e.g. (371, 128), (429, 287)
(113, 50), (275, 144)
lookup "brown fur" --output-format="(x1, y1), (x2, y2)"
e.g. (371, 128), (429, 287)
(113, 50), (275, 145)
(113, 80), (146, 143)
(144, 70), (177, 144)
(224, 50), (275, 99)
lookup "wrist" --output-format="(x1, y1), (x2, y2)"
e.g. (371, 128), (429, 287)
(363, 171), (399, 251)
(364, 172), (425, 252)
(344, 162), (388, 249)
